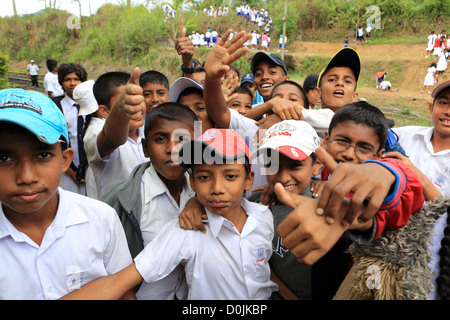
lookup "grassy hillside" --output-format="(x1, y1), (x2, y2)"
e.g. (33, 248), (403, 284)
(1, 1), (449, 126)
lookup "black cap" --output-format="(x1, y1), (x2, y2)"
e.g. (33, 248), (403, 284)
(317, 48), (361, 88)
(251, 52), (287, 76)
(303, 74), (319, 90)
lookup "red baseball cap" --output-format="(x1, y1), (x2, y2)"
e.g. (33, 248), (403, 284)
(178, 128), (250, 169)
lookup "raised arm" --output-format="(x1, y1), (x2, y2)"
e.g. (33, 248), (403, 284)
(203, 29), (251, 128)
(97, 67), (146, 158)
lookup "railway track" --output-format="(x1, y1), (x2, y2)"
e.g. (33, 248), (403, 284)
(8, 72), (46, 93)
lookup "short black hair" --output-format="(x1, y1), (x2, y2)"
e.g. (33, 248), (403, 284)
(231, 86), (253, 100)
(46, 59), (58, 71)
(93, 71), (130, 108)
(268, 80), (309, 109)
(139, 70), (169, 89)
(145, 102), (198, 139)
(57, 63), (88, 86)
(328, 101), (388, 151)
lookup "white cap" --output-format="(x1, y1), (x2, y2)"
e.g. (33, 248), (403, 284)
(169, 77), (203, 102)
(73, 80), (98, 116)
(254, 120), (320, 161)
(30, 60), (35, 63)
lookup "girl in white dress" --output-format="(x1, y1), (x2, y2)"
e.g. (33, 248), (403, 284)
(422, 62), (437, 94)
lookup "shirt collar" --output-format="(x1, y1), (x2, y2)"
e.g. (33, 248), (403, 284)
(143, 165), (193, 204)
(0, 188), (88, 243)
(206, 198), (266, 238)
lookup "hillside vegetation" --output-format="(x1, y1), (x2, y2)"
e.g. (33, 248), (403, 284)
(1, 0), (449, 77)
(0, 0), (449, 126)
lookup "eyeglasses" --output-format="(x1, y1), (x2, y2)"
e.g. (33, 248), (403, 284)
(329, 138), (377, 157)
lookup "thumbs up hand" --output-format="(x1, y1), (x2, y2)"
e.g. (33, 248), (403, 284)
(121, 67), (146, 127)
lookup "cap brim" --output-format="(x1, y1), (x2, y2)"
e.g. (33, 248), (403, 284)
(252, 143), (309, 162)
(178, 139), (248, 170)
(0, 110), (64, 145)
(431, 80), (450, 99)
(251, 52), (287, 75)
(317, 48), (361, 87)
(169, 77), (204, 102)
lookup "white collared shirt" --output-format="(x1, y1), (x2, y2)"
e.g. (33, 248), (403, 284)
(83, 117), (147, 198)
(134, 198), (277, 300)
(393, 126), (450, 197)
(60, 94), (86, 195)
(136, 165), (195, 300)
(0, 188), (132, 300)
(43, 72), (64, 97)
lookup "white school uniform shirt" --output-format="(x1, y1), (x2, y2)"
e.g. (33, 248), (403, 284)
(134, 198), (278, 300)
(44, 72), (64, 97)
(83, 117), (147, 199)
(0, 188), (132, 300)
(136, 165), (195, 300)
(392, 126), (450, 197)
(59, 94), (86, 195)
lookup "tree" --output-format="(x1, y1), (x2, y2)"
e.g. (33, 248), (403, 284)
(11, 0), (17, 16)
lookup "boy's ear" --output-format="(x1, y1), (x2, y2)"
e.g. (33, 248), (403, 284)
(429, 102), (434, 113)
(351, 92), (359, 102)
(141, 138), (150, 158)
(97, 104), (110, 119)
(244, 171), (254, 192)
(374, 148), (384, 160)
(189, 172), (196, 193)
(322, 132), (330, 149)
(314, 87), (322, 99)
(312, 158), (322, 176)
(61, 147), (74, 172)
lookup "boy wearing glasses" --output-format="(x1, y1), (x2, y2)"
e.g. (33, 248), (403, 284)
(322, 101), (425, 239)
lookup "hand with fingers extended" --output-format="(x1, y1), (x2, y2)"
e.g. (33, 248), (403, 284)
(315, 146), (395, 228)
(204, 29), (251, 81)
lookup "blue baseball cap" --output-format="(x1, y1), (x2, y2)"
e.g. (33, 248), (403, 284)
(0, 88), (69, 146)
(240, 73), (254, 85)
(251, 52), (287, 76)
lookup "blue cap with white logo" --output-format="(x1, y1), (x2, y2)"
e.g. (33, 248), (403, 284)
(0, 88), (69, 146)
(240, 73), (254, 85)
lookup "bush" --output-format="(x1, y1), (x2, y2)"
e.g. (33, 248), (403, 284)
(0, 51), (10, 89)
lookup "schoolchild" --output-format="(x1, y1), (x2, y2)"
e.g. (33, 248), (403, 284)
(0, 88), (133, 299)
(101, 103), (197, 300)
(226, 85), (253, 116)
(321, 101), (424, 234)
(240, 72), (264, 106)
(169, 76), (214, 133)
(392, 80), (450, 198)
(61, 128), (278, 300)
(139, 70), (170, 114)
(302, 73), (321, 109)
(314, 47), (360, 112)
(426, 31), (437, 58)
(43, 59), (64, 98)
(84, 69), (147, 199)
(422, 62), (437, 94)
(53, 63), (88, 196)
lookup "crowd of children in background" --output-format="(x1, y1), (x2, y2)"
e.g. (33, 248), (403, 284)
(188, 3), (282, 52)
(1, 15), (450, 302)
(423, 29), (449, 94)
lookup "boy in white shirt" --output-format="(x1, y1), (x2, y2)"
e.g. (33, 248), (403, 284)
(84, 70), (147, 198)
(101, 102), (198, 300)
(43, 59), (64, 98)
(0, 88), (133, 300)
(391, 80), (450, 198)
(61, 128), (277, 300)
